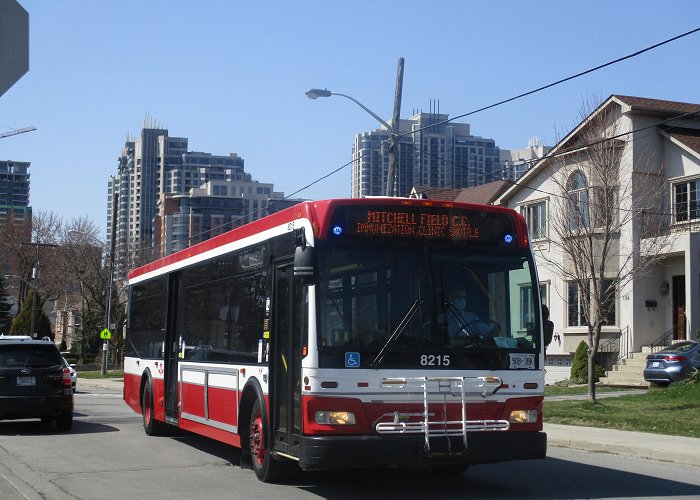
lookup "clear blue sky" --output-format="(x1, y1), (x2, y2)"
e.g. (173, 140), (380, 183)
(2, 0), (699, 236)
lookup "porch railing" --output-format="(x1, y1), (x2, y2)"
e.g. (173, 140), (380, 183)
(597, 325), (631, 367)
(649, 327), (674, 353)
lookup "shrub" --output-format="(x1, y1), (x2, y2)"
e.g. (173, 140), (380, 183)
(570, 340), (605, 383)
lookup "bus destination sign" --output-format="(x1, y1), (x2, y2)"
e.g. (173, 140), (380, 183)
(328, 205), (517, 246)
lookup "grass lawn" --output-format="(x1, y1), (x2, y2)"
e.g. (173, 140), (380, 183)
(544, 381), (700, 438)
(544, 385), (640, 396)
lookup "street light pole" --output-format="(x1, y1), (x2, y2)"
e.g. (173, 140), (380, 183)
(386, 57), (404, 197)
(305, 57), (405, 197)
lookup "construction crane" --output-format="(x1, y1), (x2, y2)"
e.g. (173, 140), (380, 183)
(0, 126), (37, 139)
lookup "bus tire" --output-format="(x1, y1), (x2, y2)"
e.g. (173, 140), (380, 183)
(248, 398), (290, 482)
(142, 379), (166, 436)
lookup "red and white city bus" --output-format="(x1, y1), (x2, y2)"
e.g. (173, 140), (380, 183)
(123, 197), (549, 482)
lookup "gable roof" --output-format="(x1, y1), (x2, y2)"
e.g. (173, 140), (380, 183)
(410, 186), (463, 201)
(411, 180), (510, 205)
(660, 127), (700, 159)
(454, 180), (511, 205)
(495, 94), (700, 206)
(614, 96), (700, 116)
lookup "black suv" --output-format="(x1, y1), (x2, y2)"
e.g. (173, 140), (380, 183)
(0, 336), (74, 431)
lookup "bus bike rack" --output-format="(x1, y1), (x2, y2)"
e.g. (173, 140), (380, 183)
(374, 376), (510, 454)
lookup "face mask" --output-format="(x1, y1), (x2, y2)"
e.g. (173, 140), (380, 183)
(454, 298), (466, 309)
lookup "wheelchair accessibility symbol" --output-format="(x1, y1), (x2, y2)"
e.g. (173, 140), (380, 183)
(345, 352), (360, 368)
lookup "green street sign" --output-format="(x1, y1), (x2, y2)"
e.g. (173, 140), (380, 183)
(100, 328), (112, 340)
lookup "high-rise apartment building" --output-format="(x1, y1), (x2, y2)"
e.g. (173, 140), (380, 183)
(351, 112), (501, 198)
(154, 180), (302, 257)
(500, 138), (551, 181)
(108, 126), (298, 278)
(0, 160), (31, 225)
(0, 160), (31, 279)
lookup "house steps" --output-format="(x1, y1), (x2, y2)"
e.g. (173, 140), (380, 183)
(598, 349), (650, 388)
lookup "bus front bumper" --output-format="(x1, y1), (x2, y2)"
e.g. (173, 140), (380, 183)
(297, 431), (547, 471)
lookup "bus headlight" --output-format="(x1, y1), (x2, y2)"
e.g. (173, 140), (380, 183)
(508, 409), (538, 424)
(314, 411), (356, 425)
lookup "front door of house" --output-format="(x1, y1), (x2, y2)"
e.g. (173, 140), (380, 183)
(672, 275), (686, 341)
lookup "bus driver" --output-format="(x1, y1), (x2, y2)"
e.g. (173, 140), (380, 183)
(444, 285), (496, 340)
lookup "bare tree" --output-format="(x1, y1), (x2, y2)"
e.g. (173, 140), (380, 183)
(57, 218), (108, 362)
(30, 210), (64, 305)
(539, 98), (675, 402)
(0, 211), (62, 311)
(0, 216), (33, 306)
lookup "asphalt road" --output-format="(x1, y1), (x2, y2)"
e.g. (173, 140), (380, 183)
(1, 380), (699, 499)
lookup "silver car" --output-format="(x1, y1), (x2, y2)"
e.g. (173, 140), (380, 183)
(63, 357), (77, 392)
(643, 341), (700, 385)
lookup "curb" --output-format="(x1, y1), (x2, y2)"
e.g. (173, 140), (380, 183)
(545, 423), (700, 467)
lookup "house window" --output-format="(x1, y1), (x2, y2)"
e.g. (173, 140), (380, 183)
(567, 171), (590, 230)
(674, 179), (700, 223)
(521, 201), (547, 240)
(519, 282), (549, 331)
(567, 281), (588, 327)
(520, 286), (533, 331)
(539, 283), (548, 307)
(593, 185), (617, 227)
(600, 278), (616, 326)
(567, 279), (616, 327)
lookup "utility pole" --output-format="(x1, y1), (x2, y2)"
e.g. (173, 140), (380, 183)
(385, 57), (404, 197)
(20, 241), (58, 337)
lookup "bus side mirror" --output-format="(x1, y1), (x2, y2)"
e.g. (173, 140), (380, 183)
(294, 245), (316, 286)
(543, 320), (554, 347)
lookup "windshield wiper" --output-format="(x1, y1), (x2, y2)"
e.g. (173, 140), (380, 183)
(369, 299), (423, 367)
(445, 301), (477, 336)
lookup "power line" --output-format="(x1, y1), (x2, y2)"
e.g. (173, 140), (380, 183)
(287, 27), (700, 201)
(402, 27), (700, 139)
(128, 28), (700, 257)
(411, 108), (700, 218)
(181, 105), (699, 248)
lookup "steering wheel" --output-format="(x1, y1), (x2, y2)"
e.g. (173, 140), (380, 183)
(469, 319), (498, 336)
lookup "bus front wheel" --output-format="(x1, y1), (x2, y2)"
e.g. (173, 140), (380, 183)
(248, 398), (290, 482)
(142, 379), (166, 436)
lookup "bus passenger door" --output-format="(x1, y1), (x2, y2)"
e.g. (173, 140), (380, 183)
(271, 261), (303, 458)
(164, 273), (180, 424)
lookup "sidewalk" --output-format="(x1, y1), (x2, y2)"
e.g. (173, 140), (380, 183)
(544, 389), (700, 467)
(545, 423), (700, 467)
(77, 376), (123, 392)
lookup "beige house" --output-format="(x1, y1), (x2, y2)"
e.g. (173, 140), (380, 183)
(494, 95), (700, 383)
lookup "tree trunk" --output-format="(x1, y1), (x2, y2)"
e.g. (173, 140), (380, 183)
(587, 350), (597, 403)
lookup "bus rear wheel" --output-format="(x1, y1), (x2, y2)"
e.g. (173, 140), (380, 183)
(248, 399), (291, 482)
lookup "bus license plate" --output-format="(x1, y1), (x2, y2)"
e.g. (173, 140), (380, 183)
(509, 353), (535, 370)
(17, 376), (36, 386)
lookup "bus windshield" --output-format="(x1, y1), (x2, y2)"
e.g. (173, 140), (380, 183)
(316, 241), (541, 370)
